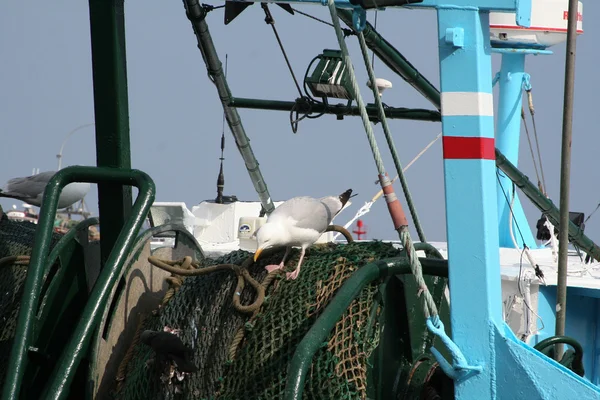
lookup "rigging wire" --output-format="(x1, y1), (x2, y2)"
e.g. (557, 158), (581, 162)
(497, 170), (546, 283)
(333, 132), (442, 240)
(497, 170), (527, 245)
(261, 4), (340, 133)
(585, 202), (600, 224)
(497, 170), (546, 337)
(201, 4), (225, 11)
(290, 7), (335, 27)
(521, 107), (543, 194)
(371, 11), (378, 70)
(525, 89), (548, 195)
(290, 7), (355, 37)
(261, 3), (303, 98)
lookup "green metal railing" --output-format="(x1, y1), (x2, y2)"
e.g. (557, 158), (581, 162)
(2, 166), (155, 400)
(36, 217), (100, 334)
(495, 149), (600, 262)
(283, 256), (448, 400)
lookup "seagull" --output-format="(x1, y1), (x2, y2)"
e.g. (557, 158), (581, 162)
(0, 171), (90, 209)
(253, 189), (352, 280)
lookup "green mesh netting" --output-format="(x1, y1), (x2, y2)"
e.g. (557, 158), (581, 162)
(0, 212), (63, 388)
(116, 241), (402, 400)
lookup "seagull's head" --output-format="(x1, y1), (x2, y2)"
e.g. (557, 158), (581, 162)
(253, 222), (287, 262)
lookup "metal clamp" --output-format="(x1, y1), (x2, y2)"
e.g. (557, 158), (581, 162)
(492, 71), (501, 87)
(426, 317), (483, 381)
(352, 6), (367, 32)
(522, 73), (532, 91)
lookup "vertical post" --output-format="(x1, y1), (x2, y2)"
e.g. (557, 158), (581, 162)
(495, 53), (537, 249)
(556, 0), (580, 359)
(88, 0), (133, 263)
(437, 7), (502, 399)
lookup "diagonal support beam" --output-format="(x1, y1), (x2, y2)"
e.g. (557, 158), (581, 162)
(184, 0), (276, 214)
(337, 8), (441, 109)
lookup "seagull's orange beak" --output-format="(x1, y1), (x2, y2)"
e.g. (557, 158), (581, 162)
(254, 247), (263, 262)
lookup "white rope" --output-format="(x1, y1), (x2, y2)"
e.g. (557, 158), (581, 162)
(326, 1), (438, 320)
(333, 132), (442, 240)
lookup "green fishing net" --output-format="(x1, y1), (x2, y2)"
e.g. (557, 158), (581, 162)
(0, 212), (64, 388)
(116, 241), (403, 400)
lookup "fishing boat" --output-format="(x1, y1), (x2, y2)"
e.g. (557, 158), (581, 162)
(0, 0), (599, 399)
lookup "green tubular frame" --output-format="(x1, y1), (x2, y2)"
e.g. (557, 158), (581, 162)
(43, 218), (100, 270)
(229, 97), (441, 122)
(24, 218), (101, 398)
(2, 166), (155, 400)
(534, 336), (585, 377)
(36, 217), (100, 341)
(414, 241), (445, 260)
(283, 256), (448, 400)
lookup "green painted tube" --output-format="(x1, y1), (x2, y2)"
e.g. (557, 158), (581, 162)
(35, 217), (101, 324)
(88, 0), (134, 265)
(495, 149), (600, 262)
(1, 166), (155, 400)
(41, 168), (155, 400)
(414, 241), (445, 259)
(337, 9), (441, 110)
(283, 256), (448, 400)
(229, 97), (441, 121)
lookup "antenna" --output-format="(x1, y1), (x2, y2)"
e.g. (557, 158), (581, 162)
(215, 54), (228, 204)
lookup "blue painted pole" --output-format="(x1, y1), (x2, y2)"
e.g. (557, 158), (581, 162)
(496, 53), (537, 249)
(437, 7), (502, 399)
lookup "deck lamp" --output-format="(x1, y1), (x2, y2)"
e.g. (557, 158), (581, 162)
(305, 49), (355, 100)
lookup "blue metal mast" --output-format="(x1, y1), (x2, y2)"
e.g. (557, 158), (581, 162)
(495, 52), (538, 249)
(426, 4), (519, 398)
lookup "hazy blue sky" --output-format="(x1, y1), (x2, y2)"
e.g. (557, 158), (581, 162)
(1, 2), (598, 244)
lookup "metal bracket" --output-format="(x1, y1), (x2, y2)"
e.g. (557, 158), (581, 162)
(351, 6), (367, 31)
(522, 73), (532, 91)
(492, 71), (501, 87)
(426, 317), (483, 381)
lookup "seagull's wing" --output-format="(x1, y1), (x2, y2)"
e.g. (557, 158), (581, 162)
(1, 172), (54, 198)
(270, 196), (331, 233)
(319, 195), (345, 217)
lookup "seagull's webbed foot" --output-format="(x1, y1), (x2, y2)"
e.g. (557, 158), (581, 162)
(286, 247), (306, 280)
(265, 263), (284, 273)
(286, 268), (300, 280)
(264, 247), (290, 273)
